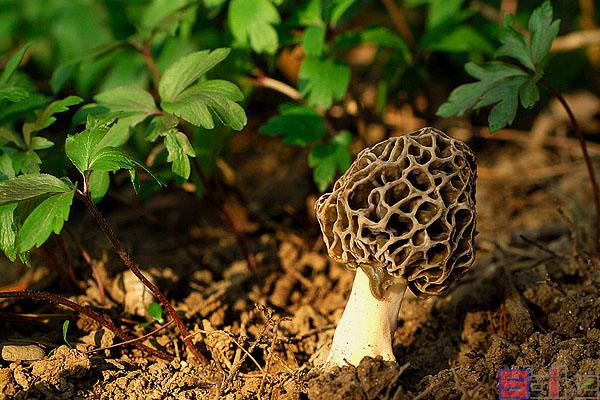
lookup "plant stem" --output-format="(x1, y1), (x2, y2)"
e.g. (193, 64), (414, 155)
(540, 78), (600, 251)
(79, 192), (208, 364)
(0, 290), (172, 361)
(381, 0), (416, 51)
(140, 39), (161, 84)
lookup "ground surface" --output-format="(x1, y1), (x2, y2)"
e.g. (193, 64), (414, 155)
(1, 119), (599, 399)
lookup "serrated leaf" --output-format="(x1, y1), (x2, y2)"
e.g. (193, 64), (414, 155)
(88, 170), (110, 203)
(89, 146), (163, 187)
(0, 203), (18, 261)
(496, 2), (560, 72)
(22, 96), (83, 143)
(161, 80), (246, 130)
(529, 1), (560, 67)
(228, 0), (280, 55)
(437, 62), (527, 118)
(308, 130), (352, 191)
(94, 85), (157, 114)
(159, 48), (231, 102)
(496, 19), (534, 71)
(97, 114), (149, 148)
(16, 191), (74, 253)
(303, 25), (326, 57)
(145, 114), (179, 142)
(65, 122), (108, 175)
(12, 151), (42, 175)
(0, 174), (71, 206)
(0, 86), (29, 102)
(259, 103), (325, 146)
(298, 57), (350, 108)
(164, 130), (196, 180)
(0, 43), (32, 86)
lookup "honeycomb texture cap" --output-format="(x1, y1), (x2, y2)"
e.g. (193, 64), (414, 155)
(315, 127), (477, 298)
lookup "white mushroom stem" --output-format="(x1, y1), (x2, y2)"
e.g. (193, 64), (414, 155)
(324, 267), (408, 368)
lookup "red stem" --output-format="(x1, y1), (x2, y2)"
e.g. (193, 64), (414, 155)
(79, 192), (208, 364)
(540, 78), (600, 251)
(0, 290), (172, 361)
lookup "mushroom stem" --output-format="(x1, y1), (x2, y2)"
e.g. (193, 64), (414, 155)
(324, 267), (407, 367)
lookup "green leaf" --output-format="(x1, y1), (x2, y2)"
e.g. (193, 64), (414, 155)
(0, 153), (16, 180)
(147, 302), (164, 324)
(0, 86), (29, 102)
(259, 103), (325, 146)
(50, 62), (77, 94)
(0, 203), (18, 261)
(427, 0), (464, 29)
(303, 25), (326, 57)
(424, 26), (494, 54)
(141, 0), (192, 31)
(159, 48), (231, 102)
(88, 170), (110, 203)
(0, 174), (71, 206)
(0, 43), (32, 86)
(94, 86), (157, 114)
(30, 137), (54, 150)
(330, 0), (360, 27)
(298, 57), (350, 108)
(518, 78), (540, 109)
(145, 114), (179, 142)
(89, 147), (163, 188)
(22, 96), (83, 142)
(161, 80), (247, 130)
(437, 62), (528, 118)
(62, 320), (72, 347)
(65, 121), (109, 175)
(496, 2), (560, 72)
(97, 114), (150, 148)
(0, 127), (26, 150)
(164, 130), (196, 180)
(16, 191), (74, 253)
(228, 0), (280, 55)
(308, 130), (352, 191)
(496, 17), (534, 71)
(12, 151), (42, 175)
(529, 1), (560, 67)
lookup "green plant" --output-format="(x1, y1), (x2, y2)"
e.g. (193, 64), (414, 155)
(62, 320), (72, 347)
(0, 20), (247, 360)
(437, 1), (600, 251)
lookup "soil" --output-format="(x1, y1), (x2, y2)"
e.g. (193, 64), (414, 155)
(1, 129), (599, 399)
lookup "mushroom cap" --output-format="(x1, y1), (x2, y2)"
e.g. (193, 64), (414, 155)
(315, 127), (477, 298)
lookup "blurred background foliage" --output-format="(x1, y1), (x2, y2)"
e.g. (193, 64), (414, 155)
(0, 0), (598, 192)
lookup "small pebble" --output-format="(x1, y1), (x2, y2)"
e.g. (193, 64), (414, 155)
(1, 344), (45, 361)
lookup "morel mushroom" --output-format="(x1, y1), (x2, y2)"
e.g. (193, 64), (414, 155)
(315, 127), (477, 367)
